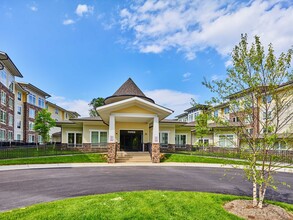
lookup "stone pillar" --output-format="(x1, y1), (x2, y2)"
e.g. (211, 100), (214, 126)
(152, 143), (160, 163)
(152, 115), (160, 163)
(107, 143), (116, 163)
(107, 115), (116, 163)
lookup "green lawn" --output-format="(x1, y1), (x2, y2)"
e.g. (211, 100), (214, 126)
(0, 146), (81, 159)
(161, 153), (250, 165)
(0, 153), (106, 165)
(1, 191), (292, 220)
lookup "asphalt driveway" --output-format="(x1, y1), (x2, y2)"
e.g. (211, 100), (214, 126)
(0, 166), (292, 212)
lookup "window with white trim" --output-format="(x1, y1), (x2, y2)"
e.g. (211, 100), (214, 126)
(28, 94), (36, 105)
(29, 122), (34, 131)
(159, 132), (169, 146)
(8, 97), (13, 109)
(55, 108), (59, 114)
(8, 114), (13, 127)
(175, 134), (187, 146)
(68, 132), (83, 147)
(38, 98), (45, 108)
(28, 134), (35, 143)
(38, 135), (43, 144)
(0, 69), (7, 85)
(1, 91), (6, 105)
(17, 106), (21, 115)
(91, 131), (108, 147)
(8, 131), (13, 141)
(214, 110), (218, 118)
(17, 120), (21, 129)
(0, 109), (6, 124)
(218, 134), (234, 147)
(17, 134), (21, 141)
(0, 129), (5, 141)
(17, 92), (22, 101)
(29, 108), (35, 119)
(224, 107), (229, 114)
(198, 138), (209, 147)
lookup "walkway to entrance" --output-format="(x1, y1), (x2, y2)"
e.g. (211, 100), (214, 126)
(116, 151), (151, 163)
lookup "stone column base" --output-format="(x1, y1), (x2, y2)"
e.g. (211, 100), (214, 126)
(107, 143), (116, 163)
(152, 143), (160, 163)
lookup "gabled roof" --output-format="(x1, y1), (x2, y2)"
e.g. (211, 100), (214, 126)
(104, 78), (155, 104)
(46, 101), (80, 117)
(0, 51), (23, 78)
(18, 82), (51, 98)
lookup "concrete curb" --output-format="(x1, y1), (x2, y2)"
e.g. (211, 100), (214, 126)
(0, 163), (292, 173)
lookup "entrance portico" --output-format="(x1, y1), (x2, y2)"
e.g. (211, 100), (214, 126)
(96, 96), (172, 163)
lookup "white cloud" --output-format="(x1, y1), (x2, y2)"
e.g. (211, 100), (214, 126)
(75, 4), (94, 17)
(120, 0), (293, 60)
(144, 89), (198, 118)
(182, 72), (191, 81)
(49, 95), (89, 117)
(30, 6), (38, 12)
(63, 19), (75, 25)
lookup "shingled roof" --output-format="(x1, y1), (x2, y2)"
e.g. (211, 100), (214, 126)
(104, 78), (155, 104)
(113, 78), (146, 97)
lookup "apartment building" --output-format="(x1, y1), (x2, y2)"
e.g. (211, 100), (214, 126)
(0, 51), (79, 144)
(0, 52), (23, 142)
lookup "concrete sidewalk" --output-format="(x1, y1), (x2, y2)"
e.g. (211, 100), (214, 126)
(0, 162), (292, 173)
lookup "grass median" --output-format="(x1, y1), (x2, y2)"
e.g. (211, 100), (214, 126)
(1, 191), (292, 220)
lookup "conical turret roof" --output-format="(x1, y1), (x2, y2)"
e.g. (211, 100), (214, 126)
(104, 78), (155, 104)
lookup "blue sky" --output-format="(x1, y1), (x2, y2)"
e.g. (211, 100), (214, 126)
(1, 0), (292, 117)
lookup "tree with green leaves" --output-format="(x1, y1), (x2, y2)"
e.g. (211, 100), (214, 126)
(194, 112), (210, 148)
(89, 97), (104, 117)
(203, 34), (293, 208)
(34, 109), (56, 144)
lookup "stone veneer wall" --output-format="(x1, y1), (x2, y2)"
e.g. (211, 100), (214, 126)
(0, 82), (14, 140)
(23, 102), (42, 143)
(151, 143), (160, 163)
(107, 143), (116, 163)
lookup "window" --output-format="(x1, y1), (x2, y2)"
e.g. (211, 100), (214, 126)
(29, 108), (35, 119)
(159, 132), (169, 146)
(0, 109), (6, 124)
(8, 114), (13, 127)
(8, 97), (13, 109)
(224, 107), (229, 114)
(28, 134), (35, 143)
(8, 131), (13, 141)
(262, 111), (272, 120)
(274, 141), (287, 151)
(0, 70), (7, 85)
(17, 106), (22, 115)
(17, 92), (22, 101)
(17, 134), (21, 141)
(38, 135), (43, 144)
(198, 138), (209, 147)
(1, 91), (6, 105)
(91, 131), (108, 147)
(232, 117), (240, 122)
(214, 110), (218, 118)
(263, 95), (272, 104)
(246, 128), (253, 135)
(68, 132), (83, 147)
(0, 129), (5, 141)
(29, 122), (34, 131)
(17, 121), (21, 129)
(245, 115), (252, 124)
(218, 134), (234, 147)
(188, 114), (193, 122)
(55, 108), (59, 114)
(28, 94), (36, 105)
(175, 134), (187, 146)
(38, 98), (45, 108)
(65, 112), (68, 119)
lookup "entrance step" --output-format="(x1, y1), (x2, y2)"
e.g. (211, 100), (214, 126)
(116, 151), (152, 163)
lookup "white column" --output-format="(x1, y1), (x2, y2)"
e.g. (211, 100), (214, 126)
(108, 115), (115, 143)
(152, 115), (159, 143)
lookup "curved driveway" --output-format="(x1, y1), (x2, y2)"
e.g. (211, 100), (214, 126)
(0, 166), (292, 212)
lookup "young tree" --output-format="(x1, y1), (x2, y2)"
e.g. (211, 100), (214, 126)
(34, 109), (56, 144)
(203, 34), (293, 208)
(89, 97), (104, 117)
(194, 112), (210, 147)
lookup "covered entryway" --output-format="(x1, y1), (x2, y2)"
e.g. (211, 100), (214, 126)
(120, 130), (143, 151)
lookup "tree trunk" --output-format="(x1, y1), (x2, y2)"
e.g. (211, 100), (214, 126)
(252, 180), (258, 207)
(258, 186), (267, 208)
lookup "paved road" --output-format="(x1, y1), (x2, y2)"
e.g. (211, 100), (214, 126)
(0, 166), (292, 212)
